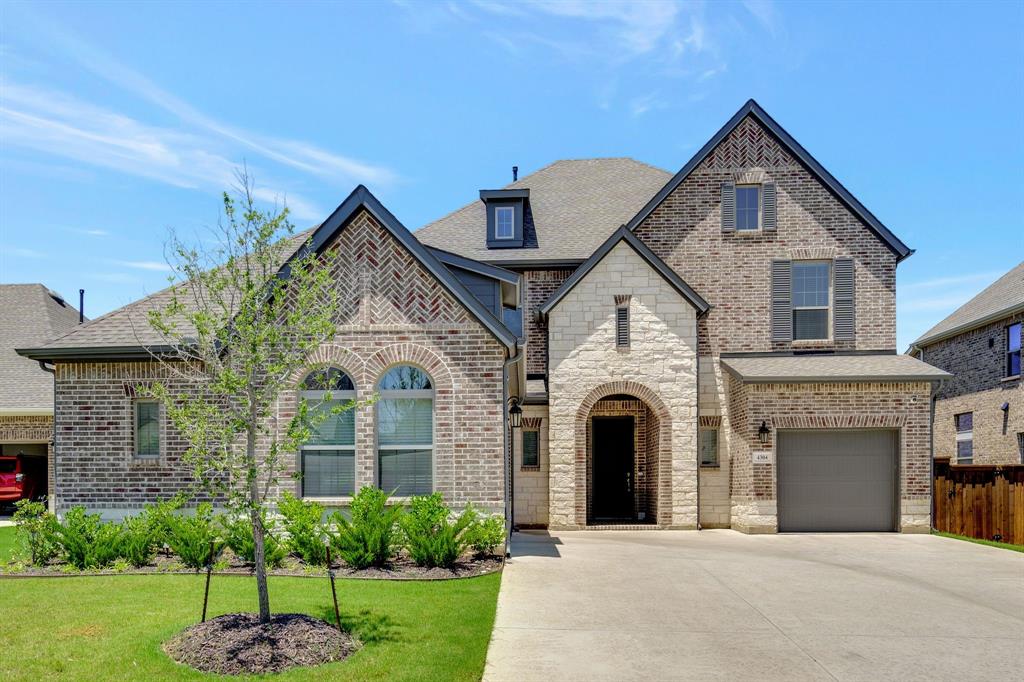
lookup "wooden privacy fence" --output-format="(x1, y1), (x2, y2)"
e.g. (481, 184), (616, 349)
(933, 458), (1024, 545)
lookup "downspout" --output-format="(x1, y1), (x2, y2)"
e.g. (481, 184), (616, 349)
(502, 344), (523, 559)
(38, 361), (56, 515)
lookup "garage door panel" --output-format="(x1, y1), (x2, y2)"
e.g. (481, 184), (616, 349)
(778, 430), (897, 532)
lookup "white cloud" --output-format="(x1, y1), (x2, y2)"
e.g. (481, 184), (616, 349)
(899, 271), (1003, 292)
(70, 228), (110, 237)
(91, 272), (140, 284)
(742, 0), (781, 37)
(1, 245), (45, 258)
(629, 92), (665, 118)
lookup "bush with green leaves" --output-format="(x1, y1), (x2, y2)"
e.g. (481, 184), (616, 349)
(163, 503), (224, 570)
(329, 486), (403, 569)
(50, 507), (125, 569)
(467, 513), (505, 557)
(277, 492), (327, 565)
(118, 515), (159, 568)
(12, 499), (59, 565)
(400, 493), (477, 569)
(222, 513), (288, 568)
(139, 496), (185, 549)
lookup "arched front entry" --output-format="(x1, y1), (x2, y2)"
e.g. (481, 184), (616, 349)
(575, 382), (672, 527)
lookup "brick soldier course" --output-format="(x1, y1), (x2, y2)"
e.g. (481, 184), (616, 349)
(21, 100), (949, 533)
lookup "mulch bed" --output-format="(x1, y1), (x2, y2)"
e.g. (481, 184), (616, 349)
(1, 549), (502, 580)
(163, 612), (359, 675)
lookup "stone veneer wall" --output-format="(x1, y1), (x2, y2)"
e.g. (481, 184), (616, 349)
(513, 406), (549, 527)
(921, 312), (1023, 465)
(53, 208), (509, 516)
(547, 240), (698, 529)
(726, 379), (933, 533)
(0, 414), (55, 512)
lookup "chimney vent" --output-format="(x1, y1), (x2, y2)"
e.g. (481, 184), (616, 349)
(512, 166), (518, 182)
(79, 289), (85, 323)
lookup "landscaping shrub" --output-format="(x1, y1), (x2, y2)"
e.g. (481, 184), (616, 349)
(467, 514), (505, 557)
(12, 499), (59, 565)
(118, 515), (159, 568)
(278, 492), (327, 565)
(400, 493), (476, 568)
(329, 486), (403, 569)
(222, 513), (287, 568)
(139, 496), (185, 549)
(50, 507), (125, 569)
(163, 503), (224, 570)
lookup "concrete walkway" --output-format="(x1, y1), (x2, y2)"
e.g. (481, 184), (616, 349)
(484, 530), (1024, 681)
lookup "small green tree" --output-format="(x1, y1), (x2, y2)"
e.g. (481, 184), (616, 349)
(141, 173), (357, 622)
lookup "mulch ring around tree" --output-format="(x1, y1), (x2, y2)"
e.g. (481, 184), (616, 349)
(163, 613), (359, 675)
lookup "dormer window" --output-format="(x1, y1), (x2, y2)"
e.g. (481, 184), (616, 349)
(495, 206), (514, 240)
(480, 188), (529, 248)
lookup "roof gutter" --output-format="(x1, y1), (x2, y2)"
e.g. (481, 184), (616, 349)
(911, 302), (1024, 349)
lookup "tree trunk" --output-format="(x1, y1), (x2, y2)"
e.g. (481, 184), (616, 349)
(248, 425), (271, 623)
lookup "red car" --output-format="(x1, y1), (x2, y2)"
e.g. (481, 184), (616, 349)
(0, 455), (40, 504)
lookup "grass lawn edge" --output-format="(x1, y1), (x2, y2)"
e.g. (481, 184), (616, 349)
(932, 529), (1024, 553)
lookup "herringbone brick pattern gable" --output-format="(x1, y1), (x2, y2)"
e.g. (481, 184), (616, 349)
(327, 210), (473, 327)
(702, 117), (797, 171)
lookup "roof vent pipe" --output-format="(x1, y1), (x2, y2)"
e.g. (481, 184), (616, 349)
(512, 166), (518, 182)
(79, 289), (85, 323)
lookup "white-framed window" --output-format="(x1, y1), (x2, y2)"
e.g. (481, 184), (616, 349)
(791, 261), (831, 340)
(1006, 322), (1021, 377)
(955, 412), (973, 464)
(699, 428), (719, 467)
(495, 206), (515, 240)
(134, 400), (160, 459)
(736, 185), (760, 231)
(377, 365), (433, 496)
(300, 367), (356, 497)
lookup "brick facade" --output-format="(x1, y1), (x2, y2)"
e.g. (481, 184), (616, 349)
(52, 208), (508, 516)
(524, 268), (572, 375)
(726, 379), (933, 533)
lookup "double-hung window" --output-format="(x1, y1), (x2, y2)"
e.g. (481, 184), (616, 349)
(699, 428), (719, 467)
(955, 412), (973, 464)
(495, 206), (514, 240)
(300, 368), (356, 497)
(135, 401), (160, 459)
(377, 365), (433, 496)
(736, 186), (760, 230)
(791, 261), (831, 340)
(1007, 322), (1021, 377)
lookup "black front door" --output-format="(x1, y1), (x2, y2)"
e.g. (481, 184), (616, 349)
(591, 417), (635, 521)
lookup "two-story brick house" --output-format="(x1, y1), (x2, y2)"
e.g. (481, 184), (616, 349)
(19, 100), (948, 533)
(909, 262), (1023, 464)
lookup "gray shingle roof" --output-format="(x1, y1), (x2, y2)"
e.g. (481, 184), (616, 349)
(912, 261), (1024, 347)
(0, 284), (84, 411)
(720, 353), (951, 384)
(414, 158), (672, 263)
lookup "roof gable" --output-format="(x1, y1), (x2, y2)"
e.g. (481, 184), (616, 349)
(539, 226), (709, 317)
(625, 99), (913, 262)
(912, 261), (1024, 347)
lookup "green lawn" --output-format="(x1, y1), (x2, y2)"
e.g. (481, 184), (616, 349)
(0, 525), (15, 563)
(0, 524), (500, 681)
(932, 530), (1024, 553)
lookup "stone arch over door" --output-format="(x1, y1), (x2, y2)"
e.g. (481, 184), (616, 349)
(575, 381), (673, 527)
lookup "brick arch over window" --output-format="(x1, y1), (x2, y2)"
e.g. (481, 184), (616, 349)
(365, 343), (455, 494)
(574, 381), (673, 527)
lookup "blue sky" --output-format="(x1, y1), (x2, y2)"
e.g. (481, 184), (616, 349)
(1, 0), (1021, 350)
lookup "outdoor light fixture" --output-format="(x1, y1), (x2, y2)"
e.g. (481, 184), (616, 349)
(757, 421), (771, 445)
(508, 398), (523, 429)
(1001, 402), (1010, 412)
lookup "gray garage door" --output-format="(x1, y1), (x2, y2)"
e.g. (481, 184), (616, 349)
(777, 430), (897, 532)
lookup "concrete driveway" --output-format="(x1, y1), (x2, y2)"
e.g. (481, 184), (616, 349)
(484, 530), (1024, 681)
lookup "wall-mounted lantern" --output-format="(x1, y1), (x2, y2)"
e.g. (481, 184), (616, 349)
(757, 420), (771, 446)
(508, 398), (523, 430)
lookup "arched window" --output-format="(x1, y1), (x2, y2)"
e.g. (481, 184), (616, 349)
(300, 368), (356, 498)
(377, 365), (433, 496)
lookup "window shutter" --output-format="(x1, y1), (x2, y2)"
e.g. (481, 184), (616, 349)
(721, 182), (736, 232)
(771, 260), (792, 342)
(833, 257), (855, 341)
(616, 306), (630, 347)
(762, 182), (777, 231)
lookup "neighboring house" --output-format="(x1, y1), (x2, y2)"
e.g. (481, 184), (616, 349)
(1, 284), (84, 510)
(909, 262), (1024, 465)
(18, 100), (949, 533)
